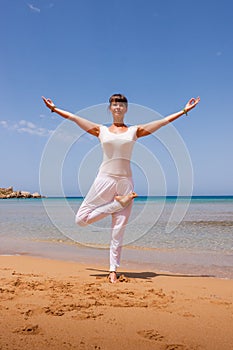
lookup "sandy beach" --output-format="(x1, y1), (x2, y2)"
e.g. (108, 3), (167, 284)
(0, 255), (233, 350)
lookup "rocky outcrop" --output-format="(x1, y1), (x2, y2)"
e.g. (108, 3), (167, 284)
(0, 187), (44, 199)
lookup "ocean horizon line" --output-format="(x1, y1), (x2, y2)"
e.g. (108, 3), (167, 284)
(40, 195), (233, 200)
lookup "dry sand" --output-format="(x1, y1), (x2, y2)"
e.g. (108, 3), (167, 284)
(0, 255), (233, 350)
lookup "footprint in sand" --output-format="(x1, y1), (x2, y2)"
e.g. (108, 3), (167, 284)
(137, 330), (190, 350)
(182, 312), (196, 318)
(118, 274), (129, 283)
(23, 309), (34, 319)
(164, 345), (187, 350)
(137, 329), (164, 342)
(11, 271), (41, 277)
(14, 324), (39, 335)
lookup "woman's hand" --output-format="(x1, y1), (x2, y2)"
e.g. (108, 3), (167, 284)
(184, 96), (200, 113)
(42, 96), (55, 111)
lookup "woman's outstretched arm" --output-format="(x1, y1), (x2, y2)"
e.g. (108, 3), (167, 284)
(137, 97), (200, 138)
(42, 96), (100, 137)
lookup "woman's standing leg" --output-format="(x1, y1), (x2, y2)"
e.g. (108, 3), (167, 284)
(109, 177), (134, 274)
(109, 201), (133, 272)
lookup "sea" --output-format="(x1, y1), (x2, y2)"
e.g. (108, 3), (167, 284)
(0, 196), (233, 279)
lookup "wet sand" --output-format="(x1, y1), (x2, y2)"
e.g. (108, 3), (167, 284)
(0, 255), (233, 350)
(1, 236), (233, 280)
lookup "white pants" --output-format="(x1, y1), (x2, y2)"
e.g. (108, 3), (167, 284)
(75, 173), (134, 272)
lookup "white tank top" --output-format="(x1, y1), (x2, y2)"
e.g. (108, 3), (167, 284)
(98, 125), (138, 177)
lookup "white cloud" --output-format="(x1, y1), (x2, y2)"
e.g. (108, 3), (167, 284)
(28, 4), (41, 13)
(0, 119), (54, 137)
(17, 126), (53, 137)
(0, 119), (93, 141)
(19, 120), (36, 129)
(0, 120), (8, 128)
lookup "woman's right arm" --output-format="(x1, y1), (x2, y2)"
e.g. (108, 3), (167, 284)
(42, 96), (100, 137)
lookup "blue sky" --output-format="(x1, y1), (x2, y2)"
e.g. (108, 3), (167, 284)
(1, 0), (232, 196)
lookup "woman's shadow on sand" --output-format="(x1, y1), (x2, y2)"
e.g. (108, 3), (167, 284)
(87, 268), (214, 280)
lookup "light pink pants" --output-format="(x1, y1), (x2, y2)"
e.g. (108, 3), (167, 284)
(75, 173), (134, 272)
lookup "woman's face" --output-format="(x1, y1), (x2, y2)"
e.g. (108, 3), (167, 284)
(110, 102), (128, 117)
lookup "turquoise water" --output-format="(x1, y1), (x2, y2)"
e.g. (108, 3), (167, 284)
(0, 196), (233, 278)
(1, 196), (232, 252)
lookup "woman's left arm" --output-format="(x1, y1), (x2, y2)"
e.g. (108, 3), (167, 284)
(137, 96), (200, 138)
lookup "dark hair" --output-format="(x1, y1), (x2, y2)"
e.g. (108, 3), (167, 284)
(109, 94), (128, 105)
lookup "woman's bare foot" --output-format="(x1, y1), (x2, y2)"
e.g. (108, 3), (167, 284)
(108, 271), (118, 283)
(115, 192), (138, 208)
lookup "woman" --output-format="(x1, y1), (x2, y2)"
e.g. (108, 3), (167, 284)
(42, 94), (200, 283)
